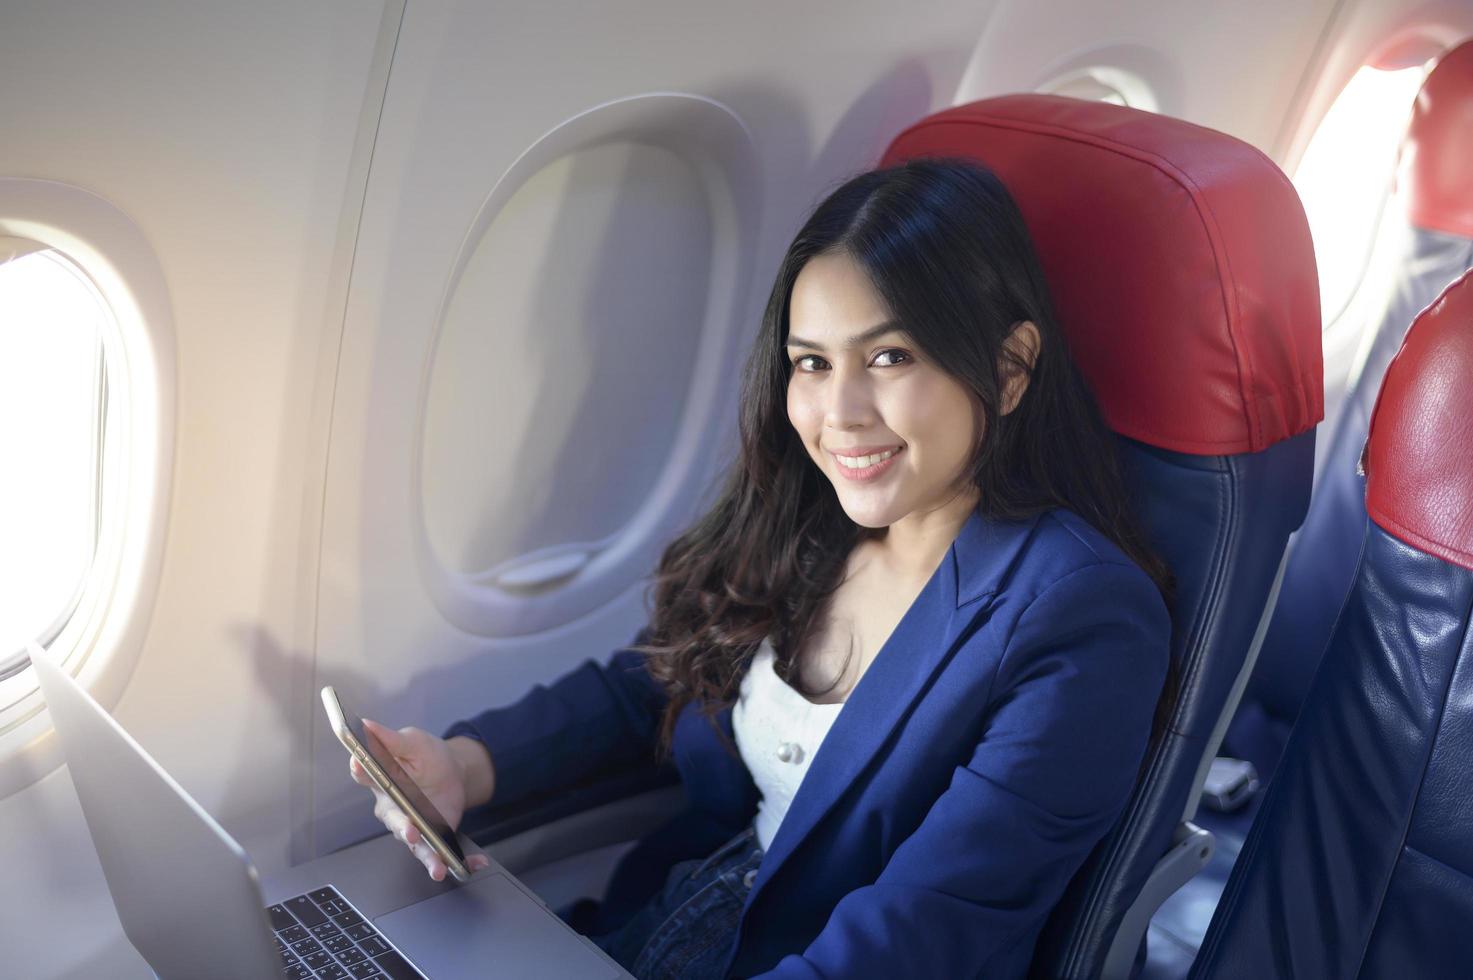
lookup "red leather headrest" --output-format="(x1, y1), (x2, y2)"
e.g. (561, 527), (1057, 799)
(1365, 270), (1473, 571)
(1399, 40), (1473, 238)
(881, 94), (1322, 456)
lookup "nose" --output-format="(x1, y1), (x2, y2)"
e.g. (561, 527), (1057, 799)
(822, 362), (878, 432)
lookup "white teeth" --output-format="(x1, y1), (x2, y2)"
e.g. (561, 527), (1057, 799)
(837, 448), (898, 468)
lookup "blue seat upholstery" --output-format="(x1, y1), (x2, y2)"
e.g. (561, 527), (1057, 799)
(1076, 434), (1311, 977)
(1191, 270), (1473, 979)
(1223, 39), (1473, 783)
(880, 95), (1322, 979)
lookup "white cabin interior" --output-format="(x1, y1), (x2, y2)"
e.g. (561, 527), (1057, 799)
(3, 1), (1470, 976)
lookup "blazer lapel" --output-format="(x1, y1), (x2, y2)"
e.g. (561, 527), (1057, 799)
(748, 507), (1043, 896)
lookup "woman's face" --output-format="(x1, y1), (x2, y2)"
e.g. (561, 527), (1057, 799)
(785, 251), (981, 531)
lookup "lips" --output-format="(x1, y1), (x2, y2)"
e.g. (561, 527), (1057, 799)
(830, 445), (904, 482)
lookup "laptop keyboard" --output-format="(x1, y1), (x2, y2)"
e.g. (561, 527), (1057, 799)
(267, 886), (424, 979)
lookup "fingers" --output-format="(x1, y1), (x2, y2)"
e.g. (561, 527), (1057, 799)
(373, 797), (407, 835)
(363, 719), (430, 780)
(351, 757), (435, 879)
(349, 755), (371, 786)
(373, 803), (443, 879)
(397, 827), (445, 880)
(462, 840), (492, 873)
(401, 827), (487, 880)
(354, 721), (467, 881)
(363, 718), (410, 756)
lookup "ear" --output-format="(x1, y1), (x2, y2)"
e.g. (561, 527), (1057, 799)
(998, 320), (1041, 416)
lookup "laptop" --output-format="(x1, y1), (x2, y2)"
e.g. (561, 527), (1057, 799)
(28, 644), (633, 980)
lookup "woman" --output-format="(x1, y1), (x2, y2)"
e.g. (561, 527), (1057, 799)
(352, 157), (1173, 979)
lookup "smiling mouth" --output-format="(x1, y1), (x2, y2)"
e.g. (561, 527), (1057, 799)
(834, 447), (899, 467)
(831, 445), (904, 481)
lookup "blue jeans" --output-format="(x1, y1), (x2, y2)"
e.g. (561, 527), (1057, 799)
(566, 825), (765, 979)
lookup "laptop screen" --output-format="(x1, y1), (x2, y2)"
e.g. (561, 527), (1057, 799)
(28, 644), (283, 977)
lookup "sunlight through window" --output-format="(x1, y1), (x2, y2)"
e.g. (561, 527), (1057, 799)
(1292, 64), (1429, 326)
(0, 247), (107, 669)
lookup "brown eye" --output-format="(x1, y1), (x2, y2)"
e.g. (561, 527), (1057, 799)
(873, 349), (909, 367)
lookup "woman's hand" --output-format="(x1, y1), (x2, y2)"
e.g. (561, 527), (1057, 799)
(349, 719), (494, 881)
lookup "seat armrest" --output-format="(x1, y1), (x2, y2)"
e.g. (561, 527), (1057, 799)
(461, 762), (681, 846)
(1102, 821), (1216, 980)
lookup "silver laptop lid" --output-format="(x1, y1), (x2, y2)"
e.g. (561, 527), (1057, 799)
(29, 644), (280, 980)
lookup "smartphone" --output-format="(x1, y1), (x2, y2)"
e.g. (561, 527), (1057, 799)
(321, 685), (472, 883)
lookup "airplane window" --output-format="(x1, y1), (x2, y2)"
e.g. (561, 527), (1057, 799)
(0, 243), (108, 680)
(1049, 75), (1127, 105)
(420, 140), (711, 584)
(1038, 66), (1158, 113)
(1292, 64), (1429, 327)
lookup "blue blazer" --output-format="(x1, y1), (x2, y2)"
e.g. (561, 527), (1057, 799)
(445, 506), (1171, 978)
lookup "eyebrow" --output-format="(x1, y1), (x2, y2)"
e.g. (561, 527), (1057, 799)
(785, 320), (905, 351)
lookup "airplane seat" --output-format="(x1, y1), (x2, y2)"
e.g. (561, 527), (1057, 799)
(879, 94), (1321, 979)
(1221, 38), (1473, 787)
(457, 94), (1322, 976)
(1190, 269), (1473, 979)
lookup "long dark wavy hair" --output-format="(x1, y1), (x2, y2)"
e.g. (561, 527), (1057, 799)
(633, 156), (1176, 759)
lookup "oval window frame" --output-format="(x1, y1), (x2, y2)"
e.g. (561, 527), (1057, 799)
(1037, 64), (1159, 113)
(410, 93), (761, 637)
(0, 178), (176, 795)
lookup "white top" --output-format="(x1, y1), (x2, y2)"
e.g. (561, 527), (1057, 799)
(732, 637), (847, 852)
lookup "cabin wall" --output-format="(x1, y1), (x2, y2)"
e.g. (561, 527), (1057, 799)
(0, 0), (1442, 976)
(961, 0), (1342, 155)
(0, 2), (386, 973)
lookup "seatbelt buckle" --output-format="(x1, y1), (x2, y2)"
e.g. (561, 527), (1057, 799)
(1201, 756), (1260, 812)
